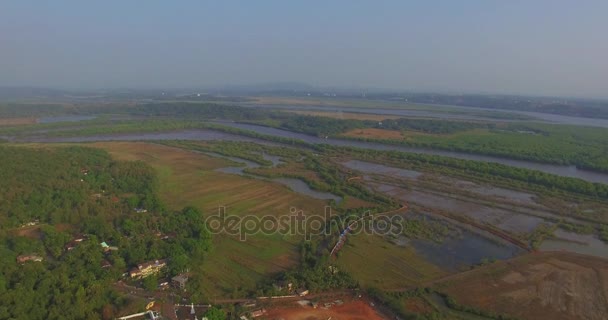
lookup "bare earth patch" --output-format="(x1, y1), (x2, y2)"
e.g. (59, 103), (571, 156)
(437, 252), (608, 320)
(342, 128), (404, 140)
(0, 117), (37, 126)
(264, 299), (387, 320)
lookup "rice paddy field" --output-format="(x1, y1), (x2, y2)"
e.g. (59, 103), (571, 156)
(92, 142), (330, 297)
(335, 233), (446, 290)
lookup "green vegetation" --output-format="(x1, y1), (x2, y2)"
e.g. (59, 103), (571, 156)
(204, 306), (226, 320)
(528, 223), (558, 249)
(335, 146), (608, 201)
(398, 217), (452, 243)
(260, 240), (358, 296)
(440, 292), (519, 320)
(0, 103), (68, 117)
(3, 101), (608, 174)
(346, 122), (608, 173)
(367, 287), (519, 320)
(600, 225), (608, 242)
(0, 145), (212, 319)
(1, 102), (608, 319)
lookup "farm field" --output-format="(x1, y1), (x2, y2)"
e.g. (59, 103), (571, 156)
(92, 142), (330, 297)
(342, 127), (405, 140)
(336, 233), (446, 289)
(0, 117), (37, 126)
(434, 252), (608, 320)
(251, 96), (473, 112)
(285, 110), (401, 121)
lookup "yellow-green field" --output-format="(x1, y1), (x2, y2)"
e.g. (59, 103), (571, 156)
(335, 234), (446, 290)
(93, 142), (329, 297)
(90, 142), (448, 296)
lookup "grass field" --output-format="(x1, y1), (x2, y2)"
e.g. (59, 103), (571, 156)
(285, 110), (401, 121)
(249, 96), (531, 120)
(342, 128), (405, 140)
(251, 96), (459, 112)
(92, 142), (331, 297)
(335, 233), (446, 290)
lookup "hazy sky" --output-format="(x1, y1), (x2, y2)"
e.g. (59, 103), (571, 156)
(1, 1), (607, 97)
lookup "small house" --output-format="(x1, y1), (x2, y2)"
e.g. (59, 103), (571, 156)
(297, 289), (309, 297)
(172, 273), (189, 290)
(250, 309), (267, 318)
(101, 260), (112, 269)
(17, 254), (43, 264)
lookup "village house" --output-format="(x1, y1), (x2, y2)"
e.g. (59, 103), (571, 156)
(154, 231), (176, 240)
(101, 260), (112, 269)
(250, 309), (267, 318)
(17, 254), (43, 264)
(100, 241), (118, 252)
(172, 273), (189, 290)
(65, 234), (88, 251)
(297, 288), (309, 297)
(129, 259), (167, 279)
(65, 241), (78, 251)
(20, 219), (40, 228)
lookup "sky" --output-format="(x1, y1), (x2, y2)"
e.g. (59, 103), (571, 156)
(1, 1), (607, 98)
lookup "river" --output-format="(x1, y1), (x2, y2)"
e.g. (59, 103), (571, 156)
(247, 103), (608, 128)
(215, 122), (608, 184)
(18, 122), (608, 184)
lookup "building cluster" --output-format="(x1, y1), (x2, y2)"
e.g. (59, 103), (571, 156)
(129, 259), (167, 279)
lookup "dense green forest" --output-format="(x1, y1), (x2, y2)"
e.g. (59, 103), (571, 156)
(333, 145), (608, 201)
(0, 146), (212, 319)
(268, 114), (608, 172)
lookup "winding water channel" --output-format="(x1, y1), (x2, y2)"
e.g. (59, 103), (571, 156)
(15, 119), (608, 184)
(204, 152), (342, 203)
(215, 122), (608, 184)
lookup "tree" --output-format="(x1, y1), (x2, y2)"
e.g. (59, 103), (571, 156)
(142, 275), (158, 292)
(204, 306), (226, 320)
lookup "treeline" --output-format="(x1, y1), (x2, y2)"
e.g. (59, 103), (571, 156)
(346, 123), (608, 173)
(5, 101), (608, 173)
(0, 146), (160, 228)
(260, 240), (357, 296)
(75, 103), (275, 121)
(367, 287), (520, 320)
(279, 115), (369, 136)
(375, 118), (491, 134)
(0, 103), (69, 118)
(330, 146), (608, 201)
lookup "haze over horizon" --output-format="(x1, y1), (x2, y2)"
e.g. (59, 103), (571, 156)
(2, 1), (607, 98)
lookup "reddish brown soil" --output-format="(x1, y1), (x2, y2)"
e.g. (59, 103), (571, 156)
(403, 297), (433, 315)
(0, 117), (37, 126)
(263, 300), (387, 320)
(437, 252), (608, 320)
(14, 226), (43, 239)
(342, 128), (403, 140)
